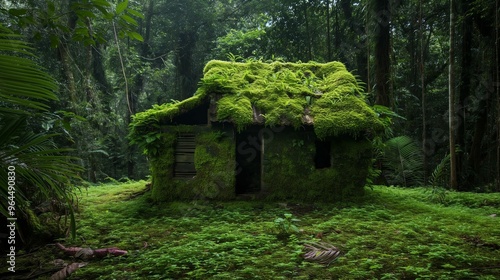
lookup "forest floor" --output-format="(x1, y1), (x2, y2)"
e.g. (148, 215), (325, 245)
(7, 181), (500, 279)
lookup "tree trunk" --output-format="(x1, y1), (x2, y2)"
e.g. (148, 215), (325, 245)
(457, 0), (473, 189)
(494, 0), (500, 191)
(326, 0), (332, 61)
(58, 0), (79, 106)
(374, 0), (391, 107)
(92, 43), (112, 113)
(449, 0), (458, 190)
(304, 2), (312, 61)
(467, 98), (488, 185)
(419, 0), (427, 183)
(59, 45), (77, 104)
(496, 0), (500, 191)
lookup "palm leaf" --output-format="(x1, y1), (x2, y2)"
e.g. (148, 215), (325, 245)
(0, 26), (58, 115)
(303, 241), (341, 266)
(0, 116), (82, 228)
(0, 24), (82, 239)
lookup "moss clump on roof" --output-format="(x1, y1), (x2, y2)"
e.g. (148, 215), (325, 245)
(129, 59), (384, 149)
(201, 60), (384, 137)
(216, 95), (253, 129)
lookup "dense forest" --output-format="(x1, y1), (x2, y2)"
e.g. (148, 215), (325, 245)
(1, 0), (498, 188)
(2, 0), (499, 186)
(1, 0), (500, 260)
(1, 0), (500, 279)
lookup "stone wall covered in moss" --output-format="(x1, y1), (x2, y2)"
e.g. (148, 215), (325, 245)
(262, 128), (372, 201)
(150, 126), (235, 202)
(149, 125), (370, 202)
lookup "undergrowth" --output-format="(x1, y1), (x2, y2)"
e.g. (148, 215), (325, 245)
(8, 182), (500, 279)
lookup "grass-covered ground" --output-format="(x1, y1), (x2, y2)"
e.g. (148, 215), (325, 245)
(11, 182), (500, 279)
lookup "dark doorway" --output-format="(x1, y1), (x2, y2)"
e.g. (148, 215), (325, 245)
(235, 127), (262, 194)
(315, 140), (331, 169)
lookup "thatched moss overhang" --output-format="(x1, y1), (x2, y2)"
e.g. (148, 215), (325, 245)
(129, 60), (384, 151)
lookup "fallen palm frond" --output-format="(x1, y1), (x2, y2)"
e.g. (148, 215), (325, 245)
(55, 243), (127, 259)
(303, 241), (341, 266)
(50, 262), (87, 280)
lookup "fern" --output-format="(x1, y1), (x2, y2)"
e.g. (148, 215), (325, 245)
(382, 136), (424, 187)
(429, 153), (451, 187)
(226, 53), (243, 62)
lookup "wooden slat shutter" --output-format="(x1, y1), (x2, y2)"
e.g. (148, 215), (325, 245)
(174, 133), (196, 178)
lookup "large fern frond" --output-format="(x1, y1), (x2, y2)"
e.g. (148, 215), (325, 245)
(429, 153), (451, 187)
(382, 136), (424, 187)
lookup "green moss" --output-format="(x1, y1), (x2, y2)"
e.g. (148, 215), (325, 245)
(149, 128), (235, 202)
(128, 92), (207, 153)
(201, 60), (384, 135)
(130, 60), (386, 150)
(262, 130), (371, 201)
(216, 95), (253, 130)
(150, 133), (176, 201)
(313, 96), (383, 139)
(191, 132), (235, 200)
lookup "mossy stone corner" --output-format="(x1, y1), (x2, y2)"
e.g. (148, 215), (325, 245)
(130, 60), (385, 201)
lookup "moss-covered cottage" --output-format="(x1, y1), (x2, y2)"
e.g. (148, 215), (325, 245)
(129, 60), (384, 201)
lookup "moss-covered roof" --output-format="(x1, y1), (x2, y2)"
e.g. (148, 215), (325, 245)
(130, 60), (384, 146)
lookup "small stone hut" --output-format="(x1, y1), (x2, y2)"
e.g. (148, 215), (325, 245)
(129, 60), (384, 201)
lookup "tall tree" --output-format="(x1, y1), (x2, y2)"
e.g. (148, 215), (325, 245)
(456, 0), (472, 187)
(496, 0), (500, 190)
(326, 0), (332, 61)
(374, 0), (392, 107)
(449, 0), (458, 189)
(419, 0), (427, 183)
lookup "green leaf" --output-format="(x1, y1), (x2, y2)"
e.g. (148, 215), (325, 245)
(0, 32), (58, 113)
(120, 14), (137, 26)
(146, 136), (157, 143)
(127, 31), (144, 42)
(92, 0), (111, 7)
(76, 9), (97, 19)
(127, 9), (144, 19)
(90, 149), (110, 156)
(49, 34), (59, 48)
(116, 0), (128, 14)
(47, 1), (55, 14)
(8, 9), (28, 16)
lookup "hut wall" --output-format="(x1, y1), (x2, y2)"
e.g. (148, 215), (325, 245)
(149, 125), (372, 202)
(150, 125), (236, 201)
(261, 128), (372, 201)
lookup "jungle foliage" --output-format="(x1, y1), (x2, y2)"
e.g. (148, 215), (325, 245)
(7, 182), (500, 279)
(0, 24), (83, 243)
(0, 0), (499, 255)
(1, 0), (499, 190)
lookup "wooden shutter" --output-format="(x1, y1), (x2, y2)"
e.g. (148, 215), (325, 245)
(174, 133), (196, 178)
